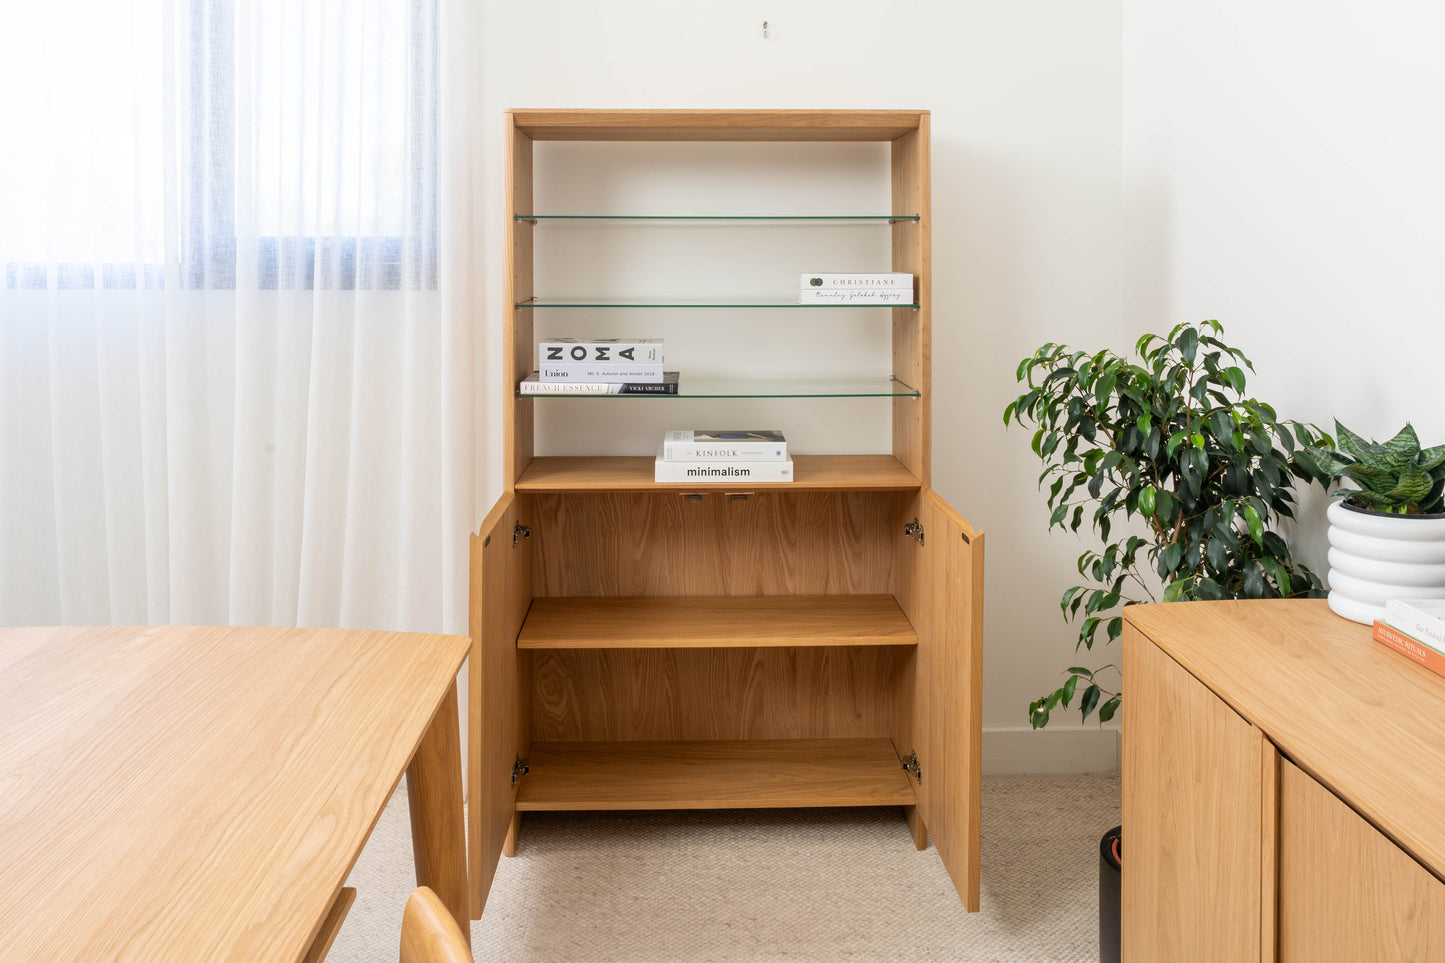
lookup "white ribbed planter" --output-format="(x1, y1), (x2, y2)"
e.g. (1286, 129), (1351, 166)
(1326, 501), (1445, 625)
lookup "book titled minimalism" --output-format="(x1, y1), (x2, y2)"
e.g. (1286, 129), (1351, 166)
(663, 429), (787, 462)
(541, 362), (665, 383)
(519, 371), (679, 395)
(538, 338), (663, 364)
(654, 445), (793, 483)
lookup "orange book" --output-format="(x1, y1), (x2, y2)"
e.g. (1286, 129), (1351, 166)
(1373, 620), (1445, 678)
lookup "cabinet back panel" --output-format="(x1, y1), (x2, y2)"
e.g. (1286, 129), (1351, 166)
(529, 492), (900, 597)
(532, 647), (902, 742)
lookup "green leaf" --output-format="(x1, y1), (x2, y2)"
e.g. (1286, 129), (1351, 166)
(1224, 366), (1247, 394)
(1379, 423), (1422, 464)
(1061, 674), (1079, 707)
(1177, 327), (1199, 364)
(1080, 684), (1101, 719)
(1159, 541), (1183, 574)
(1098, 694), (1121, 724)
(1155, 489), (1175, 523)
(1242, 503), (1264, 546)
(1139, 485), (1157, 517)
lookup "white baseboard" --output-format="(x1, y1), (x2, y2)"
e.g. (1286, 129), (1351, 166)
(983, 724), (1120, 775)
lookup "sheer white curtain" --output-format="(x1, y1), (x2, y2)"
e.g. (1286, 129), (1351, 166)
(0, 0), (479, 633)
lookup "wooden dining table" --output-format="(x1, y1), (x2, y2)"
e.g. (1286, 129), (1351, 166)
(0, 624), (470, 961)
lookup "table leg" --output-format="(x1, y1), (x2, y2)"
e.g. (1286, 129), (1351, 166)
(406, 682), (469, 933)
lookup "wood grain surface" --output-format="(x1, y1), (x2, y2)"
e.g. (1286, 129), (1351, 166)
(400, 886), (474, 963)
(531, 647), (904, 742)
(515, 738), (916, 809)
(1122, 626), (1266, 962)
(527, 491), (900, 598)
(0, 625), (468, 962)
(506, 115), (535, 485)
(890, 117), (929, 485)
(1279, 758), (1445, 961)
(511, 108), (927, 142)
(299, 888), (355, 963)
(1125, 599), (1445, 880)
(514, 455), (922, 493)
(518, 594), (917, 649)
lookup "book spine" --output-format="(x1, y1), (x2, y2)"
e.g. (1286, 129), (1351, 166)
(1374, 621), (1445, 677)
(540, 364), (665, 383)
(796, 288), (913, 305)
(1383, 602), (1445, 652)
(520, 380), (679, 395)
(663, 442), (788, 462)
(654, 460), (794, 483)
(539, 341), (663, 364)
(799, 273), (912, 289)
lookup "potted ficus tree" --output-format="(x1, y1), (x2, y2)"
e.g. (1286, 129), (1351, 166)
(1004, 320), (1331, 963)
(1296, 423), (1445, 625)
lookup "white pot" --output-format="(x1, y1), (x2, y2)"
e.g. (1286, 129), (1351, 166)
(1326, 501), (1445, 624)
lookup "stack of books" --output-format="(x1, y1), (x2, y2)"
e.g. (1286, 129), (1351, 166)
(520, 338), (679, 395)
(1373, 599), (1445, 677)
(654, 429), (793, 484)
(798, 272), (914, 305)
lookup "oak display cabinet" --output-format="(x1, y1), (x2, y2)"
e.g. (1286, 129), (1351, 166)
(467, 110), (984, 919)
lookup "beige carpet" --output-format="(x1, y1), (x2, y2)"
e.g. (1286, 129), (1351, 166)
(330, 772), (1120, 962)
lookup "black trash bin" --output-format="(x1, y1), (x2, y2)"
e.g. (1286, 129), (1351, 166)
(1100, 825), (1121, 963)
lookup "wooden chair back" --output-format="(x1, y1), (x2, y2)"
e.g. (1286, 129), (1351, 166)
(400, 887), (473, 963)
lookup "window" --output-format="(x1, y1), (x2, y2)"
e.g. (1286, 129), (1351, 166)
(0, 0), (438, 291)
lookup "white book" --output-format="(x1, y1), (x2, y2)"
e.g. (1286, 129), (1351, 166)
(1385, 599), (1445, 652)
(519, 372), (679, 395)
(654, 445), (793, 483)
(800, 272), (913, 289)
(664, 429), (787, 462)
(797, 288), (913, 305)
(541, 363), (665, 383)
(539, 338), (663, 364)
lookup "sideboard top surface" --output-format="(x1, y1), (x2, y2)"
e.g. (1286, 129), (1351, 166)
(1125, 599), (1445, 877)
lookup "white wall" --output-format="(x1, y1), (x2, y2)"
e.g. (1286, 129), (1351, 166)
(473, 1), (1126, 772)
(1123, 1), (1445, 579)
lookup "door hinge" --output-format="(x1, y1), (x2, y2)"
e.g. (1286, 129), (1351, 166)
(903, 517), (925, 546)
(513, 522), (532, 547)
(901, 750), (922, 784)
(511, 755), (530, 786)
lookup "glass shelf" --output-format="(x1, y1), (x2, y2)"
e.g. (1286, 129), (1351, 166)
(517, 375), (918, 399)
(516, 214), (919, 223)
(517, 297), (917, 309)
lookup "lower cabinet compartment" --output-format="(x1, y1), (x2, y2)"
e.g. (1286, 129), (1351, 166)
(515, 737), (917, 811)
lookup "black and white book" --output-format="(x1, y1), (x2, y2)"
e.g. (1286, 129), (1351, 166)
(519, 371), (679, 395)
(539, 338), (663, 364)
(663, 429), (787, 462)
(797, 288), (912, 305)
(541, 362), (665, 383)
(654, 445), (793, 483)
(800, 272), (913, 289)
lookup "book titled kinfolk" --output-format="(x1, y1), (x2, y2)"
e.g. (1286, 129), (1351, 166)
(1385, 599), (1445, 652)
(663, 429), (787, 462)
(654, 445), (793, 483)
(539, 338), (663, 364)
(800, 273), (913, 289)
(519, 371), (679, 395)
(797, 288), (913, 305)
(541, 362), (665, 383)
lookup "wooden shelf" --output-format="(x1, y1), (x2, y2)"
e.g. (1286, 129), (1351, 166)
(518, 595), (917, 650)
(511, 109), (927, 142)
(515, 738), (917, 811)
(514, 454), (921, 493)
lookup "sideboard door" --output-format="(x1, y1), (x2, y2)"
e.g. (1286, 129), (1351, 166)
(1279, 758), (1445, 961)
(467, 492), (533, 919)
(1122, 629), (1274, 961)
(909, 488), (985, 911)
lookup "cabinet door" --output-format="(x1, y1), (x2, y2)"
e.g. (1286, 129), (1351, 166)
(907, 488), (984, 910)
(1122, 629), (1273, 962)
(467, 492), (533, 919)
(1280, 759), (1445, 961)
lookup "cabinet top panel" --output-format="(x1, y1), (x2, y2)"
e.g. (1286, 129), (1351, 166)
(511, 109), (928, 142)
(1125, 599), (1445, 880)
